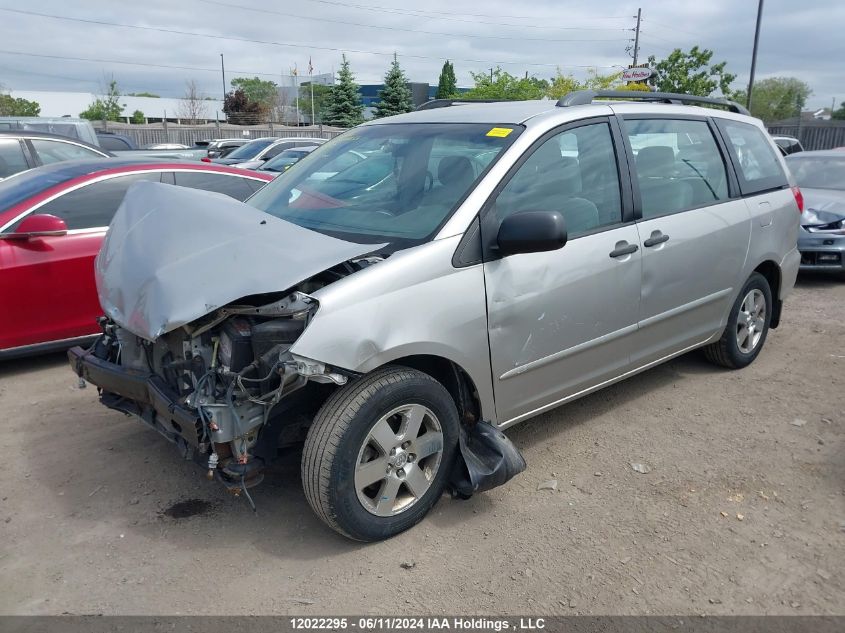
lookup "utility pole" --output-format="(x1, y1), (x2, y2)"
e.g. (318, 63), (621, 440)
(632, 8), (642, 67)
(220, 53), (226, 121)
(747, 0), (764, 111)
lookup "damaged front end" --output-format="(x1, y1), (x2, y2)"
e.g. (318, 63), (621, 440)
(70, 288), (350, 495)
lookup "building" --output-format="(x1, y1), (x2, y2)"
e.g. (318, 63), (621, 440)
(7, 90), (224, 123)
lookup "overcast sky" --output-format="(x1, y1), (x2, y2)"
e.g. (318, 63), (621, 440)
(0, 0), (839, 110)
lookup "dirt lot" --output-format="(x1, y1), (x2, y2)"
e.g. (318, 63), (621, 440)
(1, 276), (843, 616)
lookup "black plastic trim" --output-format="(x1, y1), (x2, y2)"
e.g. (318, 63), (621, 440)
(452, 215), (483, 268)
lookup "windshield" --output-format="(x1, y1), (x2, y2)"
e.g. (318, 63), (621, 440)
(786, 156), (845, 191)
(247, 123), (521, 247)
(261, 149), (312, 172)
(225, 138), (276, 160)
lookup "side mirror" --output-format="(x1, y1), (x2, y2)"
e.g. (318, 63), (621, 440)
(0, 214), (68, 241)
(496, 211), (567, 257)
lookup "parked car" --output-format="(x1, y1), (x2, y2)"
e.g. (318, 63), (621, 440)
(205, 138), (249, 159)
(68, 91), (800, 541)
(772, 135), (804, 156)
(142, 142), (190, 150)
(785, 150), (845, 274)
(96, 132), (139, 151)
(214, 137), (327, 168)
(0, 130), (110, 180)
(256, 145), (318, 173)
(0, 116), (99, 147)
(0, 159), (273, 358)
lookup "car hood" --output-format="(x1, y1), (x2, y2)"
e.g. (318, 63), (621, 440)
(801, 188), (845, 226)
(96, 181), (381, 341)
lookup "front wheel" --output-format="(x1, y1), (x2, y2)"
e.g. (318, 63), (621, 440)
(704, 272), (772, 369)
(301, 366), (459, 541)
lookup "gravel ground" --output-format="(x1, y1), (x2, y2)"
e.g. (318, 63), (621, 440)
(1, 276), (843, 616)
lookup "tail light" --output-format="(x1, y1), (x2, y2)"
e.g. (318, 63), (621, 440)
(791, 186), (804, 213)
(201, 157), (211, 163)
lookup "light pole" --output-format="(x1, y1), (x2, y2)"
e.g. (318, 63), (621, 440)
(220, 53), (227, 121)
(746, 0), (764, 111)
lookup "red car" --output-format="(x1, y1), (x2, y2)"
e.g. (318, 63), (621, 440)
(0, 159), (274, 358)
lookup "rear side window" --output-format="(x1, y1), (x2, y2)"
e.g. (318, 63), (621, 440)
(31, 139), (104, 164)
(624, 118), (729, 219)
(32, 172), (161, 230)
(0, 138), (30, 178)
(718, 121), (787, 195)
(172, 171), (257, 201)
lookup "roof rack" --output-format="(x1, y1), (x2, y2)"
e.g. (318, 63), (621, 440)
(416, 98), (517, 111)
(556, 90), (750, 116)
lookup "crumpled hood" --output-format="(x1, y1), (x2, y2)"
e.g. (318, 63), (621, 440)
(801, 188), (845, 226)
(96, 181), (381, 341)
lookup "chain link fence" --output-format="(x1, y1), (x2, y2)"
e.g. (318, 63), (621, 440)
(95, 121), (347, 147)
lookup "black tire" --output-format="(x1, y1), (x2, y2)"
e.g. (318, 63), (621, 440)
(301, 366), (459, 541)
(704, 272), (772, 369)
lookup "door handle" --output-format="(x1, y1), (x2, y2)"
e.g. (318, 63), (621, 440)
(643, 231), (670, 247)
(609, 242), (639, 258)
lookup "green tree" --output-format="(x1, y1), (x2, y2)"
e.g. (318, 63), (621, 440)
(647, 46), (736, 97)
(323, 54), (364, 127)
(435, 60), (457, 99)
(462, 67), (548, 101)
(833, 102), (845, 120)
(546, 68), (622, 99)
(230, 77), (278, 113)
(80, 80), (124, 121)
(130, 110), (145, 124)
(730, 77), (812, 122)
(299, 82), (332, 123)
(0, 93), (41, 116)
(373, 54), (413, 119)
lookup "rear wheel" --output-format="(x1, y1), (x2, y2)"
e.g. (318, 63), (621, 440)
(302, 366), (459, 541)
(704, 272), (772, 369)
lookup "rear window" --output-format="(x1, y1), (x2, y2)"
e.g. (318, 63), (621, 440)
(717, 121), (787, 195)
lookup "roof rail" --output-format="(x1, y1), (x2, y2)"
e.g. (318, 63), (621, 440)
(557, 90), (750, 116)
(416, 98), (517, 111)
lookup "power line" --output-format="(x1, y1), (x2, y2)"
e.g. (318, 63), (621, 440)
(0, 9), (624, 70)
(263, 0), (629, 32)
(302, 0), (629, 22)
(194, 0), (628, 43)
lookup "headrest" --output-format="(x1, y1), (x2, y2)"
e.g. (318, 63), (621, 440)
(438, 156), (474, 187)
(637, 146), (675, 177)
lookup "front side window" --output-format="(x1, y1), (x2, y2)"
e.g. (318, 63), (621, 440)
(247, 123), (521, 248)
(0, 138), (30, 178)
(31, 139), (103, 164)
(492, 122), (622, 237)
(625, 118), (729, 219)
(719, 120), (787, 195)
(33, 172), (160, 230)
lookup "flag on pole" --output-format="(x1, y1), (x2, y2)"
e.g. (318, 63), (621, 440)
(291, 64), (298, 77)
(308, 56), (314, 76)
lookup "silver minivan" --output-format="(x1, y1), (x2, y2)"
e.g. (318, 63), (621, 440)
(70, 91), (802, 541)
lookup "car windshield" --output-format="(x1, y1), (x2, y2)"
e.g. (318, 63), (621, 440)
(787, 156), (845, 190)
(247, 123), (521, 247)
(261, 149), (314, 172)
(225, 138), (276, 160)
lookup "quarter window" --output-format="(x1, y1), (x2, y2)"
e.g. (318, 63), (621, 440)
(172, 171), (257, 201)
(30, 139), (104, 164)
(625, 118), (729, 219)
(0, 139), (30, 178)
(718, 120), (788, 195)
(493, 122), (622, 237)
(35, 172), (161, 230)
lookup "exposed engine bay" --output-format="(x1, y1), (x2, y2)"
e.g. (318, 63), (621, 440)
(80, 259), (377, 505)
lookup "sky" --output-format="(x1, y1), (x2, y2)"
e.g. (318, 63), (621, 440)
(0, 0), (839, 110)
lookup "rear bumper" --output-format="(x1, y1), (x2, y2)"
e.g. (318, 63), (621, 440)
(68, 345), (203, 451)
